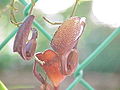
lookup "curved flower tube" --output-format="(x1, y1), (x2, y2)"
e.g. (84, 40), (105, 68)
(13, 15), (38, 60)
(33, 17), (86, 89)
(34, 49), (65, 88)
(51, 17), (86, 75)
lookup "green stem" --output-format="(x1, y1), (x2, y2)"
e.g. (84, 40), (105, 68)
(23, 0), (38, 16)
(74, 27), (120, 77)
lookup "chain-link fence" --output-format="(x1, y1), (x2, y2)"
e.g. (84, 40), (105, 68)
(0, 0), (120, 90)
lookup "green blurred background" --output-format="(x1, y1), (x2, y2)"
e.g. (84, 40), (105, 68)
(0, 0), (120, 90)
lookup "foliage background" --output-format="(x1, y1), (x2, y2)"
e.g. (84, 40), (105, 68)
(0, 0), (120, 90)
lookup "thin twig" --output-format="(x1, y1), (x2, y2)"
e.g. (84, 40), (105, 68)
(70, 0), (79, 17)
(10, 0), (20, 27)
(43, 16), (62, 25)
(29, 0), (35, 15)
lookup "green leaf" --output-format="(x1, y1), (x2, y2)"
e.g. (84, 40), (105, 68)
(0, 81), (8, 90)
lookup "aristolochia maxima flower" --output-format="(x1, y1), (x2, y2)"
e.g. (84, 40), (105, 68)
(13, 15), (38, 60)
(33, 17), (86, 90)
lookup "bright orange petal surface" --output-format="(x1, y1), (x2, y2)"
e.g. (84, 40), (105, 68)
(36, 50), (66, 87)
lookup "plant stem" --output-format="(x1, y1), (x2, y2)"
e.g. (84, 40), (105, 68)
(70, 0), (79, 17)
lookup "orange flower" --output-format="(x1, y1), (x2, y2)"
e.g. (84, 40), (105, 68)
(51, 17), (86, 75)
(33, 17), (86, 90)
(35, 49), (66, 87)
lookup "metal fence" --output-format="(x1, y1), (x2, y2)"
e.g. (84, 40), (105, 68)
(0, 0), (120, 90)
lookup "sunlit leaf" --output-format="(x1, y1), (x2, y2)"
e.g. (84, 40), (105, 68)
(0, 81), (8, 90)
